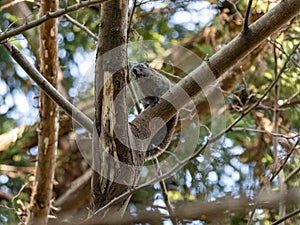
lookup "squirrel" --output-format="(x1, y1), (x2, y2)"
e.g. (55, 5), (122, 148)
(131, 63), (178, 160)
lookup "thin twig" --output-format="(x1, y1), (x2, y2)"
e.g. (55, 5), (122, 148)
(268, 39), (300, 68)
(127, 0), (138, 39)
(272, 43), (287, 224)
(231, 127), (300, 139)
(272, 41), (279, 162)
(227, 0), (243, 20)
(246, 209), (255, 225)
(243, 43), (298, 113)
(12, 183), (29, 224)
(268, 42), (300, 183)
(64, 14), (97, 41)
(284, 165), (300, 183)
(281, 91), (300, 108)
(154, 158), (178, 224)
(0, 0), (108, 42)
(243, 0), (253, 32)
(270, 139), (299, 183)
(271, 208), (300, 225)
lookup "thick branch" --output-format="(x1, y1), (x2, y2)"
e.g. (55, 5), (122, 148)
(85, 59), (298, 220)
(130, 0), (300, 140)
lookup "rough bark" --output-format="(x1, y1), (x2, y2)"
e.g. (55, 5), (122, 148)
(91, 0), (135, 219)
(26, 0), (59, 224)
(89, 0), (300, 218)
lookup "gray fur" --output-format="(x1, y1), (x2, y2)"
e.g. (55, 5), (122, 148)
(131, 63), (178, 160)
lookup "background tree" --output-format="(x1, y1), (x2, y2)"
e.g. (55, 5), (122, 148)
(25, 0), (59, 224)
(0, 0), (299, 224)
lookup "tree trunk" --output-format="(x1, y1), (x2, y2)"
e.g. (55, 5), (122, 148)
(89, 0), (300, 220)
(26, 0), (59, 224)
(91, 0), (135, 220)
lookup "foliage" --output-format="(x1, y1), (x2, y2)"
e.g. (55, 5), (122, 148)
(0, 0), (299, 224)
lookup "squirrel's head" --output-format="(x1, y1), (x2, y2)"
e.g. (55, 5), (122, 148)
(131, 63), (152, 79)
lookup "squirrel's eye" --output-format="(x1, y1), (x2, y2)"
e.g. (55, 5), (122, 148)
(141, 63), (148, 68)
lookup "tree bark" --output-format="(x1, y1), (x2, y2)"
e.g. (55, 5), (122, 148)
(26, 0), (59, 224)
(91, 0), (135, 220)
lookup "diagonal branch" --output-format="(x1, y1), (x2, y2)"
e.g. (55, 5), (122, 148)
(0, 37), (93, 133)
(129, 0), (300, 144)
(64, 14), (97, 41)
(92, 3), (299, 218)
(271, 208), (300, 225)
(86, 62), (298, 222)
